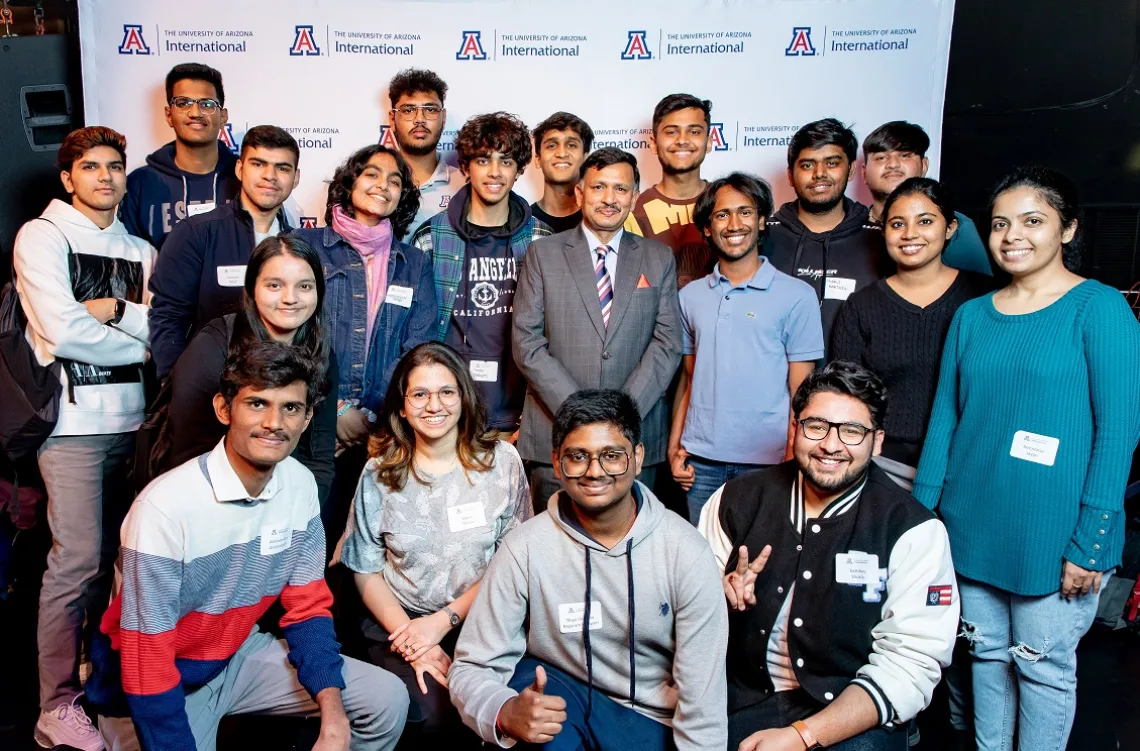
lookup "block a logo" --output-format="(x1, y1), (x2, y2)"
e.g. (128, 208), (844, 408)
(621, 30), (652, 60)
(785, 26), (816, 56)
(118, 24), (151, 55)
(378, 124), (398, 150)
(218, 123), (239, 155)
(456, 31), (487, 60)
(290, 25), (321, 56)
(299, 217), (318, 229)
(709, 123), (729, 151)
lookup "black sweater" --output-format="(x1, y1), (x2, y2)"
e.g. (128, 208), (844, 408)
(829, 272), (991, 466)
(166, 315), (338, 503)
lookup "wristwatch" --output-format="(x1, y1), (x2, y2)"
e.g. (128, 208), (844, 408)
(110, 299), (126, 326)
(791, 720), (822, 750)
(443, 606), (460, 628)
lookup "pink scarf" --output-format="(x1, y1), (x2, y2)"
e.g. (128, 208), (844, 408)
(331, 204), (393, 354)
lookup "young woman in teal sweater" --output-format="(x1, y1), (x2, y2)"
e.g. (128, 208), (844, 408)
(914, 167), (1140, 751)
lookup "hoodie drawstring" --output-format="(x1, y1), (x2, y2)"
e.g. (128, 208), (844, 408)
(821, 233), (834, 299)
(581, 538), (639, 724)
(180, 175), (189, 219)
(583, 547), (594, 721)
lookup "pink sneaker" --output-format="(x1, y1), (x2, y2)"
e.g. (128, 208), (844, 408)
(34, 695), (107, 751)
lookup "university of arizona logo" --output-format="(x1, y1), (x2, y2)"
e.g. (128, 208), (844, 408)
(299, 217), (318, 229)
(118, 24), (151, 55)
(785, 27), (816, 56)
(290, 25), (321, 56)
(439, 195), (451, 209)
(709, 123), (729, 151)
(218, 123), (238, 154)
(621, 30), (652, 60)
(456, 31), (487, 60)
(378, 124), (398, 150)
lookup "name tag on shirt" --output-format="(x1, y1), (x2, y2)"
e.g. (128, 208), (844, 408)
(385, 285), (414, 308)
(447, 501), (487, 533)
(470, 360), (499, 383)
(835, 551), (879, 585)
(261, 525), (292, 556)
(187, 201), (215, 217)
(217, 265), (247, 287)
(1010, 430), (1059, 466)
(823, 277), (857, 301)
(559, 602), (603, 634)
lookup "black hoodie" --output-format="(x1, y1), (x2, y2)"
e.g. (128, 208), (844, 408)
(764, 197), (890, 349)
(119, 141), (240, 249)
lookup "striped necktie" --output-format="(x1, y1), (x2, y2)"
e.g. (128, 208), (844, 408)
(595, 246), (613, 327)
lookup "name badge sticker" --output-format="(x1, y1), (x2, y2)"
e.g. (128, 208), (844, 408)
(187, 201), (216, 217)
(823, 277), (857, 301)
(1009, 430), (1059, 466)
(558, 602), (603, 634)
(260, 525), (292, 556)
(470, 360), (499, 383)
(447, 501), (487, 533)
(835, 551), (879, 585)
(217, 265), (247, 287)
(385, 285), (414, 308)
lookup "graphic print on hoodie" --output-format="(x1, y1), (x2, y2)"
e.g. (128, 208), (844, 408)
(764, 197), (891, 350)
(443, 187), (531, 431)
(119, 141), (240, 249)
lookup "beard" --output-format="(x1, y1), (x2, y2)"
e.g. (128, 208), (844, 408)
(798, 189), (845, 215)
(396, 131), (441, 157)
(799, 452), (871, 494)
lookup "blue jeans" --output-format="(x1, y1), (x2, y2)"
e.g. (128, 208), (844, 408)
(959, 574), (1108, 751)
(507, 657), (676, 750)
(685, 456), (767, 525)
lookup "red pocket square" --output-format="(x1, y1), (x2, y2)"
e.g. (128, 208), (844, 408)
(636, 274), (651, 289)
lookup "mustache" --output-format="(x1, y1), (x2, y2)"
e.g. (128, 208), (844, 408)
(254, 429), (289, 441)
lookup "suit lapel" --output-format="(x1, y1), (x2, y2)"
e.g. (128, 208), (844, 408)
(565, 228), (607, 341)
(604, 232), (644, 341)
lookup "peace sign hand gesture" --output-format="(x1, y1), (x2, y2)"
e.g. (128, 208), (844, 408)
(723, 544), (772, 612)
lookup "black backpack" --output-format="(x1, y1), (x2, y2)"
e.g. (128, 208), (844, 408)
(0, 219), (69, 460)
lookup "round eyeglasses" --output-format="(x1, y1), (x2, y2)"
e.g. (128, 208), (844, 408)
(405, 386), (461, 410)
(559, 449), (631, 479)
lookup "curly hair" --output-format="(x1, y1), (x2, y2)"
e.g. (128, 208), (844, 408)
(324, 144), (421, 239)
(454, 112), (532, 174)
(387, 68), (448, 107)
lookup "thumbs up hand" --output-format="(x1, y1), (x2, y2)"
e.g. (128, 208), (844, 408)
(496, 665), (569, 743)
(723, 544), (772, 611)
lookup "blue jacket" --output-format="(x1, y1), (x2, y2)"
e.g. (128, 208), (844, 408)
(149, 199), (293, 377)
(291, 226), (437, 412)
(120, 141), (240, 250)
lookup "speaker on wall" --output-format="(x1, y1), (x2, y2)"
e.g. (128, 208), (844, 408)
(0, 33), (83, 269)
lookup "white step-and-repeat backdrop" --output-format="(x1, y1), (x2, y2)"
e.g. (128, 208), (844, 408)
(79, 0), (955, 227)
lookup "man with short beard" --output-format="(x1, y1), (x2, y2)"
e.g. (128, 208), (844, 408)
(385, 68), (467, 238)
(765, 119), (890, 348)
(698, 361), (957, 751)
(669, 173), (823, 525)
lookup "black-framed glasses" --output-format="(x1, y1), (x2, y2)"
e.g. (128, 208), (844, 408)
(393, 104), (442, 121)
(405, 386), (461, 410)
(169, 96), (221, 113)
(559, 449), (631, 479)
(797, 418), (873, 446)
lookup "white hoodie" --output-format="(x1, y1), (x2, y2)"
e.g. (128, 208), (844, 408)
(13, 199), (155, 436)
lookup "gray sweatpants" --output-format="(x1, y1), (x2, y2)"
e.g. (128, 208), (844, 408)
(99, 629), (410, 750)
(37, 432), (135, 711)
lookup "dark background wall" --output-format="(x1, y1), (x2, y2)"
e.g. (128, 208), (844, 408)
(2, 0), (1139, 290)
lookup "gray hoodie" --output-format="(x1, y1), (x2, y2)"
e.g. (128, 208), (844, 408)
(449, 483), (728, 750)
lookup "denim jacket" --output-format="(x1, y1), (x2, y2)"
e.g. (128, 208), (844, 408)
(290, 227), (437, 413)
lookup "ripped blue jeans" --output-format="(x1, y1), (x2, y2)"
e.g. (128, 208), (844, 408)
(958, 573), (1108, 751)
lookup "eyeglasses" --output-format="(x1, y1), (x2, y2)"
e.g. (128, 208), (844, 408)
(797, 418), (873, 446)
(393, 105), (442, 121)
(405, 386), (461, 410)
(169, 96), (221, 113)
(559, 449), (631, 479)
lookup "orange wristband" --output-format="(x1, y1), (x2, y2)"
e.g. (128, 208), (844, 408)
(792, 720), (822, 749)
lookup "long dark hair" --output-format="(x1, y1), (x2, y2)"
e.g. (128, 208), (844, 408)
(369, 342), (496, 490)
(234, 235), (330, 378)
(882, 177), (958, 255)
(325, 144), (421, 239)
(989, 165), (1082, 272)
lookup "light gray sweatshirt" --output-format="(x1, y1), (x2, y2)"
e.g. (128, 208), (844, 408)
(449, 482), (728, 750)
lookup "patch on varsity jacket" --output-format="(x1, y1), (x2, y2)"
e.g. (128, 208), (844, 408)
(927, 584), (953, 606)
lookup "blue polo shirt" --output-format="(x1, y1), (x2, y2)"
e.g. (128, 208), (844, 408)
(680, 257), (824, 464)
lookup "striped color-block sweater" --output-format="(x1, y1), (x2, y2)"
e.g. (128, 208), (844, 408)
(93, 438), (344, 751)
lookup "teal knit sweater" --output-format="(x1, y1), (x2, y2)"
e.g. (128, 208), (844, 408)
(914, 280), (1140, 596)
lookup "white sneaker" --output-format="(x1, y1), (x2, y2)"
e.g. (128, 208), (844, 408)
(34, 695), (107, 751)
